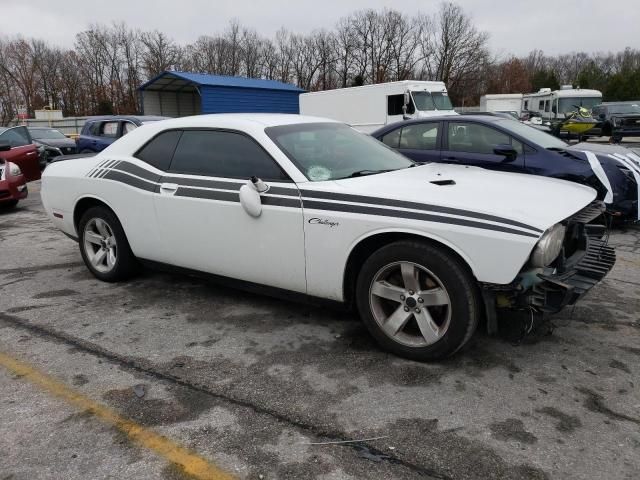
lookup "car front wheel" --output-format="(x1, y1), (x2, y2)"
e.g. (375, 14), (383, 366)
(356, 240), (480, 361)
(78, 206), (138, 282)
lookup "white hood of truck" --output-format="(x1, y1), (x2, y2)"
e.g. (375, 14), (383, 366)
(329, 163), (596, 232)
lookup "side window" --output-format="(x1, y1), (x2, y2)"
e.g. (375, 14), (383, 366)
(169, 130), (288, 181)
(0, 127), (30, 147)
(523, 100), (529, 110)
(399, 123), (439, 150)
(387, 94), (414, 115)
(135, 130), (183, 171)
(123, 122), (137, 135)
(544, 100), (550, 113)
(448, 122), (510, 154)
(538, 100), (544, 110)
(511, 138), (524, 155)
(87, 122), (99, 135)
(380, 128), (401, 148)
(100, 122), (119, 137)
(387, 95), (404, 116)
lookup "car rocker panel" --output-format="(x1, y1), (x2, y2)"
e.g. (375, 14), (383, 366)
(41, 114), (615, 360)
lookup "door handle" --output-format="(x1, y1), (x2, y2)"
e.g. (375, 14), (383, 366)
(159, 183), (178, 195)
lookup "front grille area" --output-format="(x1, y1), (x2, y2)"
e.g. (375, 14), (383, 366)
(566, 200), (606, 224)
(529, 226), (616, 312)
(0, 190), (10, 199)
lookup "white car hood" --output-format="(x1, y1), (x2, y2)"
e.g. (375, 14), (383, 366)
(327, 163), (596, 232)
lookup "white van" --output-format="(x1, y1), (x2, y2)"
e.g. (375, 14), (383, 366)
(299, 80), (456, 133)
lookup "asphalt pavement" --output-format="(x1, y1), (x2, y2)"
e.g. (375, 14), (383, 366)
(1, 182), (639, 480)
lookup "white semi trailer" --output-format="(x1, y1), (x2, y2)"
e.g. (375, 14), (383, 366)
(299, 80), (456, 133)
(479, 93), (524, 116)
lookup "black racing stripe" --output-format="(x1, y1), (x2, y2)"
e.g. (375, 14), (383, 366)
(300, 190), (542, 234)
(175, 187), (239, 202)
(162, 176), (244, 191)
(261, 196), (302, 208)
(114, 162), (162, 183)
(102, 170), (156, 193)
(266, 186), (300, 197)
(303, 199), (540, 238)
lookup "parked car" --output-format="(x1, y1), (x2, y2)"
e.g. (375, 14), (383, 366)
(76, 115), (168, 153)
(0, 126), (41, 182)
(0, 141), (29, 208)
(371, 115), (638, 220)
(590, 102), (640, 142)
(28, 127), (77, 166)
(41, 114), (614, 360)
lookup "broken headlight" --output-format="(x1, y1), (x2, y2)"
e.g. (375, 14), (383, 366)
(530, 223), (566, 267)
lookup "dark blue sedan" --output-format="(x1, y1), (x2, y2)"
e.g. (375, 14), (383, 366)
(372, 115), (638, 220)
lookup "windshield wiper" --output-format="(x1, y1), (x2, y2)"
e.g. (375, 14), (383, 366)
(346, 169), (395, 178)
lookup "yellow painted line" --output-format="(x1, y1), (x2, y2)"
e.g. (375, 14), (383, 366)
(0, 351), (235, 480)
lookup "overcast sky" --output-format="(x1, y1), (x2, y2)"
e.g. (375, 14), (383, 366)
(2, 0), (638, 57)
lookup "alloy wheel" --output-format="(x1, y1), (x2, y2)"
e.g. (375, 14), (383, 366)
(83, 218), (118, 273)
(369, 261), (452, 347)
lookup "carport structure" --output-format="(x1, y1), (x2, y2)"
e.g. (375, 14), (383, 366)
(138, 71), (305, 117)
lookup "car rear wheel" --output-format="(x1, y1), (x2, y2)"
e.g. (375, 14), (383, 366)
(355, 240), (480, 361)
(78, 206), (138, 282)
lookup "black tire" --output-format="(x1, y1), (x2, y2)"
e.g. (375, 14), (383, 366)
(78, 206), (138, 282)
(1, 199), (18, 209)
(355, 240), (480, 361)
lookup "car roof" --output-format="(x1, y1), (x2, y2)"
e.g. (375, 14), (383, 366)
(371, 114), (502, 135)
(133, 113), (341, 129)
(28, 126), (62, 130)
(86, 115), (169, 122)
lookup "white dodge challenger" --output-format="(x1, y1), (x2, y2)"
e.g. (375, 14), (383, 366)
(41, 114), (615, 360)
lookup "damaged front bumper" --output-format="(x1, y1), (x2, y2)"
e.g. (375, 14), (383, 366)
(522, 225), (615, 313)
(482, 203), (616, 332)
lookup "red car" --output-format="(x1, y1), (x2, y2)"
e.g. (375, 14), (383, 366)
(0, 141), (29, 208)
(0, 126), (41, 182)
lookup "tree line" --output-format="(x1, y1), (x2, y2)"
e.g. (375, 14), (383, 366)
(1, 1), (639, 125)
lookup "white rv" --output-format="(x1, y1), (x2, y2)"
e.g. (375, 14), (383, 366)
(299, 81), (456, 133)
(522, 86), (602, 121)
(479, 94), (523, 116)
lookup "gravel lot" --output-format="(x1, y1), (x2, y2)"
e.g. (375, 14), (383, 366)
(1, 182), (639, 480)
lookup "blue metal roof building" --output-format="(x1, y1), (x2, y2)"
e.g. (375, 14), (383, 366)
(138, 71), (305, 117)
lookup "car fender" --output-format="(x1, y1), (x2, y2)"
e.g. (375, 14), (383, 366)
(343, 226), (479, 280)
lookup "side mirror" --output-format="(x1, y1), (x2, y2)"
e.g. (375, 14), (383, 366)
(0, 141), (11, 152)
(239, 177), (269, 218)
(403, 91), (410, 107)
(493, 144), (518, 162)
(599, 113), (606, 119)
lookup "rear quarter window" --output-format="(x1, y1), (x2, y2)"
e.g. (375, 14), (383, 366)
(134, 130), (183, 171)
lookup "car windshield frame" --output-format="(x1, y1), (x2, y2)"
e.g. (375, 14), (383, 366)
(411, 91), (453, 111)
(265, 122), (414, 182)
(29, 128), (67, 140)
(493, 119), (569, 149)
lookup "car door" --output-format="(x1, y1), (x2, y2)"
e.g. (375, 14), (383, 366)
(442, 121), (525, 172)
(152, 129), (307, 293)
(378, 122), (442, 163)
(0, 126), (40, 181)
